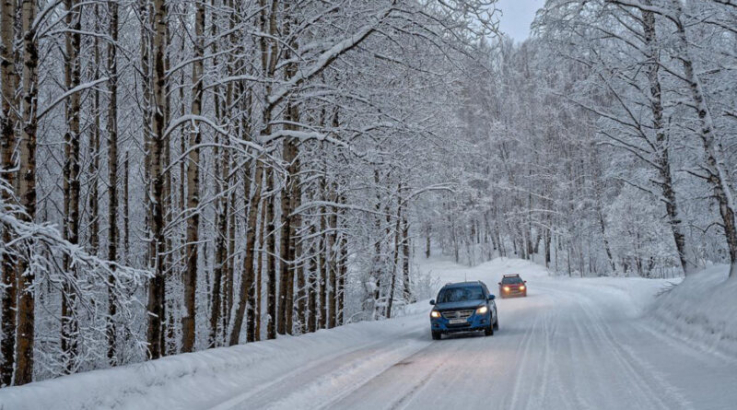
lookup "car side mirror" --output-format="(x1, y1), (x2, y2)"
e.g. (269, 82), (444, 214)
(497, 282), (501, 285)
(488, 294), (495, 301)
(429, 299), (435, 305)
(524, 281), (527, 283)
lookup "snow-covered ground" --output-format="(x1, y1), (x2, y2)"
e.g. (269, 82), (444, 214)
(2, 257), (737, 410)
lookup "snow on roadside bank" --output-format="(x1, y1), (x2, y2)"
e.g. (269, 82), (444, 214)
(648, 265), (737, 357)
(0, 312), (429, 410)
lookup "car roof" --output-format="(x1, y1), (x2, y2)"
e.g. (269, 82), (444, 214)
(441, 281), (485, 289)
(503, 274), (521, 277)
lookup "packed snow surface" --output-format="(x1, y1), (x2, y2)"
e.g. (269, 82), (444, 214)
(2, 257), (737, 410)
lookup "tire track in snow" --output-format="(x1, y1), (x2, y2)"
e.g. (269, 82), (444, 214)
(548, 283), (693, 410)
(579, 295), (694, 410)
(323, 331), (479, 410)
(209, 329), (428, 410)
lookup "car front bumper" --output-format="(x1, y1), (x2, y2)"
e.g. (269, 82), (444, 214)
(430, 312), (491, 333)
(501, 288), (526, 297)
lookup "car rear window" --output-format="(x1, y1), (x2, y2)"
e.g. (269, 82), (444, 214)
(502, 277), (523, 284)
(437, 286), (485, 303)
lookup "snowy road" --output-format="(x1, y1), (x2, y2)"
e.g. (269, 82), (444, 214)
(3, 258), (737, 410)
(211, 259), (737, 410)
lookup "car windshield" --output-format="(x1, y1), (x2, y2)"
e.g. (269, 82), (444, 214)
(502, 277), (523, 284)
(437, 286), (485, 303)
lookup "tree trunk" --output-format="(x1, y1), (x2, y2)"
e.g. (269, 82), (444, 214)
(182, 0), (205, 353)
(123, 151), (130, 263)
(209, 144), (229, 347)
(318, 180), (327, 329)
(106, 0), (119, 364)
(253, 188), (266, 341)
(61, 0), (82, 373)
(327, 183), (338, 329)
(640, 3), (692, 276)
(337, 228), (347, 326)
(424, 223), (431, 258)
(229, 160), (261, 346)
(307, 221), (318, 333)
(286, 137), (301, 333)
(402, 216), (411, 302)
(386, 186), (403, 319)
(14, 0), (39, 385)
(146, 0), (169, 361)
(277, 139), (294, 335)
(0, 0), (18, 386)
(266, 169), (277, 339)
(88, 6), (101, 258)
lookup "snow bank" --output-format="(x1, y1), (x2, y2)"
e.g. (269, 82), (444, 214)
(648, 265), (737, 357)
(0, 313), (427, 410)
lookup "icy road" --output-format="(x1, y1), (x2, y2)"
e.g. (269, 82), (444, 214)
(3, 258), (737, 410)
(207, 258), (737, 410)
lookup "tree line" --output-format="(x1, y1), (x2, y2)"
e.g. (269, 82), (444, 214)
(0, 0), (495, 386)
(429, 0), (736, 280)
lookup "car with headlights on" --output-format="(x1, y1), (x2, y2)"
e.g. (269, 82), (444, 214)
(429, 281), (498, 340)
(499, 274), (527, 298)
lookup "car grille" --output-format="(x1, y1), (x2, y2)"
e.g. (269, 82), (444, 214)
(441, 309), (474, 320)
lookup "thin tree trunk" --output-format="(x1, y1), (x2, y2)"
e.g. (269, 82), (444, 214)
(371, 170), (383, 320)
(286, 138), (301, 333)
(327, 183), (338, 329)
(223, 187), (236, 339)
(123, 151), (130, 263)
(210, 128), (230, 347)
(229, 161), (261, 346)
(277, 139), (294, 335)
(253, 188), (266, 341)
(146, 0), (169, 360)
(318, 180), (327, 330)
(106, 0), (119, 364)
(266, 168), (277, 339)
(0, 0), (18, 386)
(337, 229), (347, 326)
(14, 0), (39, 385)
(61, 0), (82, 373)
(182, 0), (205, 353)
(402, 216), (411, 302)
(307, 220), (318, 333)
(88, 6), (101, 257)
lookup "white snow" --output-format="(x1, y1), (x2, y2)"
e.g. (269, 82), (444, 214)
(649, 264), (737, 357)
(2, 256), (737, 410)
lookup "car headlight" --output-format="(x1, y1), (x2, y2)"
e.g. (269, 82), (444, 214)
(476, 306), (488, 315)
(503, 286), (510, 292)
(430, 310), (441, 318)
(519, 285), (525, 291)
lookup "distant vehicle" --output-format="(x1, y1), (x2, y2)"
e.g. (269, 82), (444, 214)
(499, 274), (527, 298)
(429, 281), (498, 340)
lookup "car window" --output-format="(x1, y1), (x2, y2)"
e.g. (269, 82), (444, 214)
(501, 277), (523, 284)
(437, 286), (485, 303)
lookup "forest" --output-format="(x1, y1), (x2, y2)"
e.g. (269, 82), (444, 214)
(0, 0), (735, 387)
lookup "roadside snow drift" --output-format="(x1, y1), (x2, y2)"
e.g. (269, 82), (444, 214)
(649, 265), (737, 357)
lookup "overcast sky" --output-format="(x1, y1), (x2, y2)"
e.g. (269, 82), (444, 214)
(494, 0), (545, 42)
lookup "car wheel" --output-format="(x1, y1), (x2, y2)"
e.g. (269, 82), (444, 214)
(432, 331), (441, 340)
(484, 323), (494, 336)
(493, 317), (499, 331)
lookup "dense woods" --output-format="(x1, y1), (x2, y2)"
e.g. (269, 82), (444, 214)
(0, 0), (735, 387)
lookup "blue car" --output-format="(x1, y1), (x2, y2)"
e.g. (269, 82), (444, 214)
(429, 281), (498, 340)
